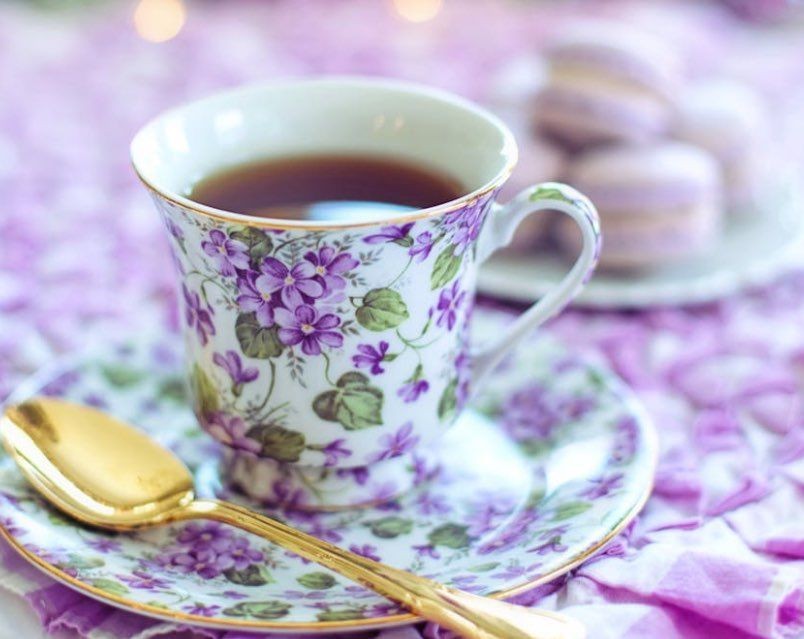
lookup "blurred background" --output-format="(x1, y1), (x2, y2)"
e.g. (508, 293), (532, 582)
(1, 0), (803, 397)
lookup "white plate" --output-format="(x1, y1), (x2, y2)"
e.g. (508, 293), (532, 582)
(479, 183), (804, 308)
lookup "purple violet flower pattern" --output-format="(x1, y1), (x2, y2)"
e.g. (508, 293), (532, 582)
(613, 416), (639, 463)
(87, 538), (122, 554)
(352, 341), (390, 375)
(119, 570), (172, 590)
(259, 257), (324, 307)
(218, 536), (264, 570)
(492, 561), (543, 580)
(275, 304), (343, 355)
(455, 349), (473, 410)
(416, 493), (451, 516)
(271, 478), (309, 510)
(204, 411), (261, 455)
(368, 421), (420, 463)
(436, 280), (466, 331)
(398, 379), (429, 403)
(201, 229), (249, 276)
(443, 199), (487, 255)
(165, 217), (185, 242)
(580, 473), (624, 499)
(236, 272), (277, 327)
(454, 214), (485, 255)
(321, 439), (352, 467)
(182, 284), (215, 345)
(183, 603), (222, 617)
(177, 522), (233, 552)
(150, 521), (266, 582)
(349, 544), (381, 562)
(528, 536), (568, 556)
(163, 548), (232, 579)
(501, 383), (597, 442)
(409, 231), (436, 262)
(336, 466), (370, 486)
(213, 350), (259, 387)
(304, 246), (359, 293)
(363, 223), (414, 244)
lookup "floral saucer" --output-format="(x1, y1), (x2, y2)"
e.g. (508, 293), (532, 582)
(0, 328), (656, 633)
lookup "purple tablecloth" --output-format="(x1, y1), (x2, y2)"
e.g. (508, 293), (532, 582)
(0, 1), (802, 638)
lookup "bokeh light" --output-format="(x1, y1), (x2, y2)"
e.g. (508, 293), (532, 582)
(391, 0), (444, 23)
(133, 0), (186, 43)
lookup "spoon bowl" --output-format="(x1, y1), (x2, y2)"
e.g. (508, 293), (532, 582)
(1, 397), (585, 639)
(2, 399), (195, 529)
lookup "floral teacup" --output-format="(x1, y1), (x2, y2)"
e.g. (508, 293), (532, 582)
(131, 78), (601, 509)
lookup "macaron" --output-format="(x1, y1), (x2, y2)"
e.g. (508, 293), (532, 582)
(533, 20), (683, 148)
(558, 142), (723, 270)
(674, 80), (770, 212)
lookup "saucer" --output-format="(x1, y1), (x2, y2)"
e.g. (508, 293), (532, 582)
(480, 180), (804, 308)
(0, 328), (656, 633)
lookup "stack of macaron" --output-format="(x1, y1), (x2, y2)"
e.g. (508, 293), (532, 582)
(674, 80), (770, 211)
(556, 143), (721, 269)
(522, 19), (769, 270)
(534, 21), (682, 149)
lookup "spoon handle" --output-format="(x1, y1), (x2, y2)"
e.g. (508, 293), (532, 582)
(184, 499), (585, 639)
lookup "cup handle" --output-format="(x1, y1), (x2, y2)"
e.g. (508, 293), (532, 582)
(472, 182), (601, 384)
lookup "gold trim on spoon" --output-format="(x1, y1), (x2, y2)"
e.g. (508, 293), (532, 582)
(1, 398), (586, 639)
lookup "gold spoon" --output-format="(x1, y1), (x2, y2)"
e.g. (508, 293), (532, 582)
(0, 397), (585, 639)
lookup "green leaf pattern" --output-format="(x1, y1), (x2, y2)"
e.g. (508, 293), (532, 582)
(428, 523), (472, 549)
(223, 601), (291, 620)
(224, 564), (274, 586)
(235, 313), (285, 359)
(430, 246), (462, 290)
(190, 364), (219, 417)
(355, 288), (409, 331)
(313, 372), (384, 430)
(297, 572), (337, 590)
(246, 424), (306, 462)
(366, 516), (414, 539)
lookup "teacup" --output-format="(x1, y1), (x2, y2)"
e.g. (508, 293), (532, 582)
(131, 78), (601, 509)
